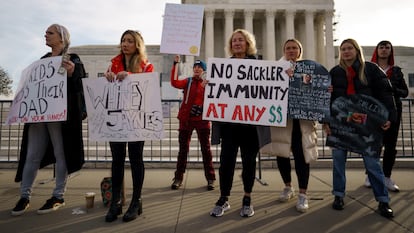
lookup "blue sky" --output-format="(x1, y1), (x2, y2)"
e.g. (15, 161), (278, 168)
(1, 0), (413, 94)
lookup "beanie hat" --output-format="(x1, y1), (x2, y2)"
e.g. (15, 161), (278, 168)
(193, 60), (206, 71)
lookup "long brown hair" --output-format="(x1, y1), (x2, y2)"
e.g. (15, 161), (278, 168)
(339, 38), (367, 85)
(119, 30), (148, 73)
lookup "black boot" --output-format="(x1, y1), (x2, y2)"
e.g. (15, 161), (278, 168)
(378, 202), (394, 218)
(105, 202), (122, 222)
(122, 198), (142, 222)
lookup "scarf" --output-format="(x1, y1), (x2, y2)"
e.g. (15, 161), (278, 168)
(346, 66), (356, 95)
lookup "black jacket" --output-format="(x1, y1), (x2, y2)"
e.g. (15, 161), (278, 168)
(329, 60), (397, 123)
(389, 66), (409, 110)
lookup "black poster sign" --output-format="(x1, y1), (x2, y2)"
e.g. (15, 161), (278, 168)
(326, 94), (388, 156)
(288, 60), (331, 121)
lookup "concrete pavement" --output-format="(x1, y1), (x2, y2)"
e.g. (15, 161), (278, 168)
(0, 167), (413, 233)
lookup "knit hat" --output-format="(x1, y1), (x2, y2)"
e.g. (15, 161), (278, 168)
(193, 60), (206, 71)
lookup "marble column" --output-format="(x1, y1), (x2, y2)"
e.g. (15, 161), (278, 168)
(315, 13), (326, 66)
(265, 9), (276, 60)
(244, 9), (254, 33)
(224, 9), (235, 45)
(285, 9), (295, 40)
(205, 9), (215, 59)
(305, 10), (315, 60)
(324, 10), (335, 69)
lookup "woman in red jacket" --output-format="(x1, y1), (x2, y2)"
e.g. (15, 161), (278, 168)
(104, 30), (154, 223)
(170, 55), (216, 190)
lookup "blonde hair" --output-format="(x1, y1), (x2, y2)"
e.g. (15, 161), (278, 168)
(50, 24), (70, 52)
(119, 30), (148, 73)
(282, 38), (303, 61)
(339, 38), (367, 85)
(226, 29), (257, 57)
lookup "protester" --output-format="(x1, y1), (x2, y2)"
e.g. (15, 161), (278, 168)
(104, 30), (154, 223)
(261, 39), (318, 213)
(12, 24), (86, 216)
(170, 55), (216, 190)
(366, 40), (409, 192)
(324, 38), (396, 218)
(209, 29), (270, 218)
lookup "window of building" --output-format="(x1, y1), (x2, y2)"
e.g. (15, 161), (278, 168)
(409, 73), (414, 87)
(85, 73), (89, 78)
(97, 72), (105, 77)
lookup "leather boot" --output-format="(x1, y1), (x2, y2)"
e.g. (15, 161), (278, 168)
(105, 202), (122, 222)
(122, 198), (142, 222)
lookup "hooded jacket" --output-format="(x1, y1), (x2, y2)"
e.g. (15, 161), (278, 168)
(371, 45), (409, 110)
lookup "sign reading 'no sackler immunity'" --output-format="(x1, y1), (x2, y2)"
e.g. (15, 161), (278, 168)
(203, 58), (291, 127)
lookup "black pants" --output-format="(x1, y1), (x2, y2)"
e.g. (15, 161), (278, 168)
(382, 108), (402, 178)
(219, 123), (259, 197)
(109, 141), (145, 202)
(277, 119), (310, 190)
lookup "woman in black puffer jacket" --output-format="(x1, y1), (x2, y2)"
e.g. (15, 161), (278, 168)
(324, 38), (396, 219)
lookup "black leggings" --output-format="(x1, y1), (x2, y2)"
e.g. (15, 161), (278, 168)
(109, 141), (145, 201)
(277, 119), (310, 190)
(219, 123), (259, 197)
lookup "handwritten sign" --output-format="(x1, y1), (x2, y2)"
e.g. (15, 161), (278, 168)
(6, 56), (67, 125)
(203, 58), (291, 127)
(326, 94), (388, 156)
(82, 73), (164, 142)
(288, 60), (331, 121)
(160, 3), (204, 56)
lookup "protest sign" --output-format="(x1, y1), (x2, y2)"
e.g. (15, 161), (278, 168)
(6, 56), (67, 124)
(288, 60), (331, 121)
(326, 94), (388, 156)
(82, 73), (164, 142)
(203, 57), (291, 127)
(160, 3), (204, 56)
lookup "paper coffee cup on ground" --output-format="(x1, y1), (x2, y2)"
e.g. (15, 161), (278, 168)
(85, 192), (95, 209)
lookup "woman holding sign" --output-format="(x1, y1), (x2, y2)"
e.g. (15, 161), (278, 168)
(104, 30), (154, 223)
(261, 39), (318, 213)
(210, 29), (270, 218)
(324, 38), (396, 218)
(12, 24), (86, 216)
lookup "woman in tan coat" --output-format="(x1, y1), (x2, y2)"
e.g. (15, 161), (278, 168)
(261, 39), (318, 213)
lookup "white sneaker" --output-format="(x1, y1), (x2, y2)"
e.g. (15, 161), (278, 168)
(296, 193), (309, 213)
(240, 205), (255, 217)
(384, 177), (400, 192)
(279, 186), (295, 202)
(364, 176), (371, 188)
(210, 201), (230, 217)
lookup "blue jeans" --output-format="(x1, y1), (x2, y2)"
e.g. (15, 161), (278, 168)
(332, 149), (389, 203)
(21, 122), (67, 199)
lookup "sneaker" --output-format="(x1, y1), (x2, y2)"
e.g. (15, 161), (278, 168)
(171, 178), (182, 190)
(279, 186), (295, 202)
(364, 176), (371, 188)
(11, 198), (30, 216)
(210, 197), (230, 217)
(384, 177), (399, 192)
(240, 205), (255, 217)
(207, 180), (215, 191)
(37, 197), (65, 214)
(296, 193), (309, 213)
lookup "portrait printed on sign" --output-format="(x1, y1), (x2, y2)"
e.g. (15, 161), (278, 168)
(288, 60), (331, 122)
(326, 94), (388, 156)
